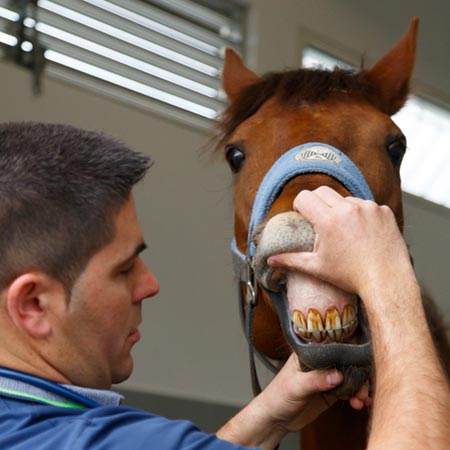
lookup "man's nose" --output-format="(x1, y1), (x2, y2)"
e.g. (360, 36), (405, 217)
(133, 260), (160, 303)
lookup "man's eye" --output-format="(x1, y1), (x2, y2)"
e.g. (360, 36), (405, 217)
(120, 264), (134, 275)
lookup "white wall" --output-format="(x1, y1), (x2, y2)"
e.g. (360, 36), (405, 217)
(403, 194), (450, 318)
(247, 0), (450, 103)
(0, 0), (449, 407)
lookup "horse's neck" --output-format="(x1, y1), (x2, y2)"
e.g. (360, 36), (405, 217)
(300, 402), (369, 450)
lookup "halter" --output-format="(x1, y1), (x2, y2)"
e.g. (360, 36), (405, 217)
(231, 142), (374, 395)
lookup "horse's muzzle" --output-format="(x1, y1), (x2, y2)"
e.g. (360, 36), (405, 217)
(252, 211), (372, 397)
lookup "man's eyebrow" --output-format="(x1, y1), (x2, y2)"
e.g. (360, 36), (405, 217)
(119, 242), (147, 266)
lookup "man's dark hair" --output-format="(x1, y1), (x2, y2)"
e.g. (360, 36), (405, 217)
(0, 121), (152, 292)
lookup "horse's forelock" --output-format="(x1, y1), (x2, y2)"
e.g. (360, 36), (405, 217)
(216, 67), (373, 151)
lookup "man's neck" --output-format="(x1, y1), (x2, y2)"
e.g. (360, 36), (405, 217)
(0, 324), (72, 386)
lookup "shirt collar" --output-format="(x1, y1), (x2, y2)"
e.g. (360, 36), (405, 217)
(0, 369), (123, 408)
(63, 384), (124, 407)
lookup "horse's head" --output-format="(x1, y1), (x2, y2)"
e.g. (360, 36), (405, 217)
(218, 19), (418, 396)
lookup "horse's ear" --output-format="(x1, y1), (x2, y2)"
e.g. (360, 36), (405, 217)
(222, 48), (260, 102)
(368, 18), (419, 116)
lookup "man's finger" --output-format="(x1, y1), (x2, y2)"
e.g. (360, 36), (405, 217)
(348, 381), (371, 410)
(267, 251), (315, 270)
(309, 186), (346, 206)
(290, 368), (344, 398)
(292, 190), (331, 226)
(349, 397), (365, 410)
(279, 355), (344, 398)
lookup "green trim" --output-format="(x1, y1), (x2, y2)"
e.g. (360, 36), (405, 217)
(0, 386), (86, 409)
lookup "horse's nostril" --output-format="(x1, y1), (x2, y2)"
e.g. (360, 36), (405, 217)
(252, 211), (315, 291)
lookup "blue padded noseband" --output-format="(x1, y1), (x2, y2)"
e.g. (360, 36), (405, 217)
(246, 142), (374, 258)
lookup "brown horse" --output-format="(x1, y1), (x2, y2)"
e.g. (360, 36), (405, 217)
(216, 18), (450, 450)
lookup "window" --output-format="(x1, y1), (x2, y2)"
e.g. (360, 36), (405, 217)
(302, 45), (450, 208)
(393, 98), (450, 208)
(0, 0), (246, 130)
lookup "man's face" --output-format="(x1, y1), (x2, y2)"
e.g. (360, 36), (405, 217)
(53, 195), (159, 388)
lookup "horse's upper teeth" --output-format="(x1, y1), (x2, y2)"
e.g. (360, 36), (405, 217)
(292, 305), (357, 343)
(325, 306), (341, 329)
(307, 309), (325, 343)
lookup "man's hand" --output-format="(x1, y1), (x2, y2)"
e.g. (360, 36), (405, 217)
(267, 186), (415, 303)
(252, 354), (369, 433)
(217, 354), (369, 450)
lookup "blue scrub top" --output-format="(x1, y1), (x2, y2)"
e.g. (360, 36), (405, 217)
(0, 371), (260, 450)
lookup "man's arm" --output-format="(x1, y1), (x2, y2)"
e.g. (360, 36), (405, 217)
(365, 272), (449, 449)
(268, 186), (450, 450)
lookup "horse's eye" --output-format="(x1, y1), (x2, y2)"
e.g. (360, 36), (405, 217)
(226, 146), (246, 173)
(386, 137), (406, 166)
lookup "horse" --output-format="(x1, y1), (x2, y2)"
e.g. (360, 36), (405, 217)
(215, 18), (450, 450)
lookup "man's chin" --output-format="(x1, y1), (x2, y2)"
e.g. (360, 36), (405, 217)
(111, 358), (134, 385)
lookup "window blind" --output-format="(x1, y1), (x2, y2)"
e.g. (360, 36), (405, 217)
(0, 0), (246, 129)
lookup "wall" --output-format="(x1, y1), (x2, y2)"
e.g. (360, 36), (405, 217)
(404, 194), (450, 318)
(247, 0), (450, 103)
(0, 0), (449, 416)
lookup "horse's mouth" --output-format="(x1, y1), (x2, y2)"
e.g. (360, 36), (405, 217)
(285, 270), (360, 345)
(271, 269), (368, 352)
(265, 277), (372, 396)
(252, 211), (368, 347)
(252, 211), (372, 395)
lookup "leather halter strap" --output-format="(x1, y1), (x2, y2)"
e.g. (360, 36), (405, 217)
(231, 142), (374, 395)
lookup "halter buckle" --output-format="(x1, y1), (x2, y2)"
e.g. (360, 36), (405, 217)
(245, 256), (258, 307)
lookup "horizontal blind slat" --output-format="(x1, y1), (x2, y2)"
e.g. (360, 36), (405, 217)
(46, 63), (214, 129)
(150, 0), (239, 33)
(38, 0), (223, 75)
(45, 49), (219, 119)
(39, 37), (223, 110)
(81, 0), (236, 54)
(35, 12), (221, 94)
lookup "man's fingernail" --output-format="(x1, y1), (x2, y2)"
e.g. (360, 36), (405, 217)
(326, 371), (343, 386)
(267, 256), (278, 266)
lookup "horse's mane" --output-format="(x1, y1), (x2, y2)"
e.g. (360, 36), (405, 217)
(216, 67), (373, 147)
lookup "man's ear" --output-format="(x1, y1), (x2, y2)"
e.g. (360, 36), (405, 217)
(5, 273), (66, 338)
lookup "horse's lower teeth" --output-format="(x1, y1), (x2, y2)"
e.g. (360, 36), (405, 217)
(292, 305), (357, 343)
(294, 321), (357, 343)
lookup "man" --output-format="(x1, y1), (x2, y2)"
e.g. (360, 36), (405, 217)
(0, 121), (351, 450)
(0, 121), (447, 449)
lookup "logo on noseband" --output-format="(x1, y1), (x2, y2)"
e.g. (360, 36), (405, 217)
(295, 146), (342, 164)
